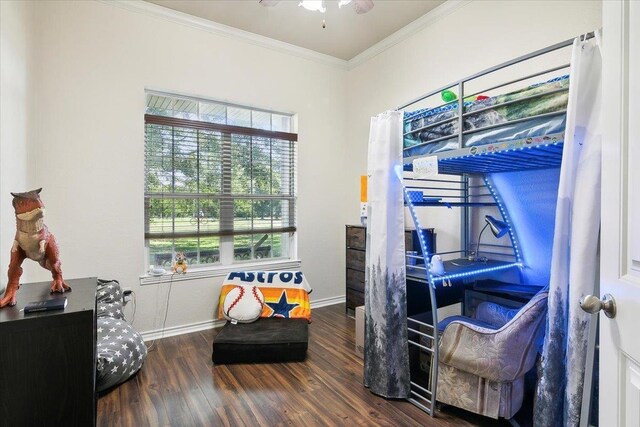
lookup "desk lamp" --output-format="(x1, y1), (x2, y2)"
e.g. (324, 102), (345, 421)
(473, 215), (509, 261)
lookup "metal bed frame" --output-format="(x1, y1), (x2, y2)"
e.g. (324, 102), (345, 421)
(396, 32), (594, 417)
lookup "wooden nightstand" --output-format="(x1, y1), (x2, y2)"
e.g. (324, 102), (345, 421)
(346, 225), (367, 314)
(345, 225), (436, 315)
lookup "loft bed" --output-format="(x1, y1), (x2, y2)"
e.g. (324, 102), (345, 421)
(404, 74), (568, 162)
(398, 35), (586, 177)
(396, 33), (592, 418)
(402, 76), (567, 174)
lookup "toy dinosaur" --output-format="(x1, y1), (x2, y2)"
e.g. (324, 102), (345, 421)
(0, 188), (70, 308)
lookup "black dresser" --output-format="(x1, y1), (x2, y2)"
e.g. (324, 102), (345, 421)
(345, 225), (435, 314)
(0, 277), (97, 426)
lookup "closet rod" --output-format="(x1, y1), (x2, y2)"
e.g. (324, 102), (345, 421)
(396, 31), (595, 111)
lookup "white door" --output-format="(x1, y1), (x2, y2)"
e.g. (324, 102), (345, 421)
(600, 1), (640, 425)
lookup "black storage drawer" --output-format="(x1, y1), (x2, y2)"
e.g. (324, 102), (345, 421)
(346, 268), (365, 293)
(345, 225), (436, 315)
(346, 226), (366, 250)
(346, 248), (366, 272)
(346, 288), (365, 311)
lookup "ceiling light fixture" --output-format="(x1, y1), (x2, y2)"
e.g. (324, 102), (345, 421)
(299, 0), (326, 13)
(259, 0), (374, 15)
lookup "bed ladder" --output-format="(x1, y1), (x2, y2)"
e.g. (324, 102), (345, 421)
(402, 179), (440, 416)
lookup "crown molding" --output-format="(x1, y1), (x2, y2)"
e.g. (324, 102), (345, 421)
(105, 0), (471, 72)
(105, 0), (350, 70)
(347, 0), (472, 70)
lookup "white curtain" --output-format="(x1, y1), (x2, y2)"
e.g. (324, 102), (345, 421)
(535, 32), (602, 426)
(363, 110), (409, 398)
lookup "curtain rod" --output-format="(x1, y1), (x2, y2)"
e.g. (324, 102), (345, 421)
(396, 31), (595, 111)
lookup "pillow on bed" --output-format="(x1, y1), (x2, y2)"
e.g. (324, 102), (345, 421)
(222, 285), (264, 323)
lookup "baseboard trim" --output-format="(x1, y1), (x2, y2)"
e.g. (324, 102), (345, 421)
(141, 318), (226, 342)
(141, 294), (346, 341)
(310, 295), (346, 309)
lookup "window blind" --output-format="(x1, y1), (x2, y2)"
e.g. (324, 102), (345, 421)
(144, 114), (297, 241)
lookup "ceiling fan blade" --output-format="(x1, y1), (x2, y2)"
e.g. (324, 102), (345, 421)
(259, 0), (280, 6)
(352, 0), (374, 14)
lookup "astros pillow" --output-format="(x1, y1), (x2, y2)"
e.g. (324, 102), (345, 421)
(223, 271), (312, 293)
(217, 271), (311, 322)
(222, 285), (265, 323)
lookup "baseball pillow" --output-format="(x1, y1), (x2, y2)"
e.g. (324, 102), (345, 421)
(222, 285), (264, 323)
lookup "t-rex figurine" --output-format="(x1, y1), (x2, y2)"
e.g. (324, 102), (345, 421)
(0, 188), (70, 308)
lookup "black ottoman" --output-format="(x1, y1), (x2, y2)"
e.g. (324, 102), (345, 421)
(212, 317), (308, 364)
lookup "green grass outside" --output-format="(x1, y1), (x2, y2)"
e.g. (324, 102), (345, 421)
(147, 216), (286, 266)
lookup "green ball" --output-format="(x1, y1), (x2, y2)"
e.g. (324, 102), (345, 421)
(441, 90), (457, 103)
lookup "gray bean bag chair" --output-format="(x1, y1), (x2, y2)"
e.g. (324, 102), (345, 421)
(96, 279), (147, 392)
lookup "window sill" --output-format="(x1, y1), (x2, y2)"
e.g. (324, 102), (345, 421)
(139, 259), (302, 286)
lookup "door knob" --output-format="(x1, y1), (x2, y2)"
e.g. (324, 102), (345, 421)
(580, 294), (616, 318)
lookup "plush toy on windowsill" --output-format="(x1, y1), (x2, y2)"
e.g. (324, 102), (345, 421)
(172, 252), (188, 274)
(0, 188), (70, 308)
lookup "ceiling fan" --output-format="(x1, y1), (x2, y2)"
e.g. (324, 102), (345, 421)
(259, 0), (375, 15)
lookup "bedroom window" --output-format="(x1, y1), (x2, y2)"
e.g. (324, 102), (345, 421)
(144, 92), (297, 269)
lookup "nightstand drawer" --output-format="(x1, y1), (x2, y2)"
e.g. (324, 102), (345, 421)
(346, 268), (365, 293)
(347, 288), (365, 310)
(346, 226), (366, 250)
(346, 248), (366, 271)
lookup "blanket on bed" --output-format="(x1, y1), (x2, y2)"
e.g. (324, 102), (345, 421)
(403, 75), (569, 150)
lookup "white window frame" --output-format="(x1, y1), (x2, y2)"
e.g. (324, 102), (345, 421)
(142, 91), (299, 277)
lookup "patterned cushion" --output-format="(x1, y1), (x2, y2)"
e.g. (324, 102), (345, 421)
(218, 285), (311, 321)
(95, 279), (147, 392)
(96, 279), (125, 320)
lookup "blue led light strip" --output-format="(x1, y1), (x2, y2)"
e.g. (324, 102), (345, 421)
(396, 165), (433, 274)
(402, 186), (433, 276)
(428, 262), (522, 283)
(482, 176), (522, 263)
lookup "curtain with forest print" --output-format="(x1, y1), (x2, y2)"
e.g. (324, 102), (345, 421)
(534, 33), (602, 426)
(363, 111), (410, 399)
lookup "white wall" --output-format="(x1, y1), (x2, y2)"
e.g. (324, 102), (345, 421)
(0, 1), (34, 291)
(16, 0), (350, 334)
(0, 0), (603, 335)
(346, 0), (602, 254)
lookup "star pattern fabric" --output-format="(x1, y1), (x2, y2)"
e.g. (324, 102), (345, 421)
(96, 279), (147, 392)
(266, 290), (299, 318)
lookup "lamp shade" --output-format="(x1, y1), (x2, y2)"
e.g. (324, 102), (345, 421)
(485, 215), (509, 238)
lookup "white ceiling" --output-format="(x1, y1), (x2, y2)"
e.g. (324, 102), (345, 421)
(145, 0), (446, 60)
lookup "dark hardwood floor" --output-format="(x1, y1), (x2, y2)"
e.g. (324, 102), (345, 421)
(98, 304), (517, 426)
